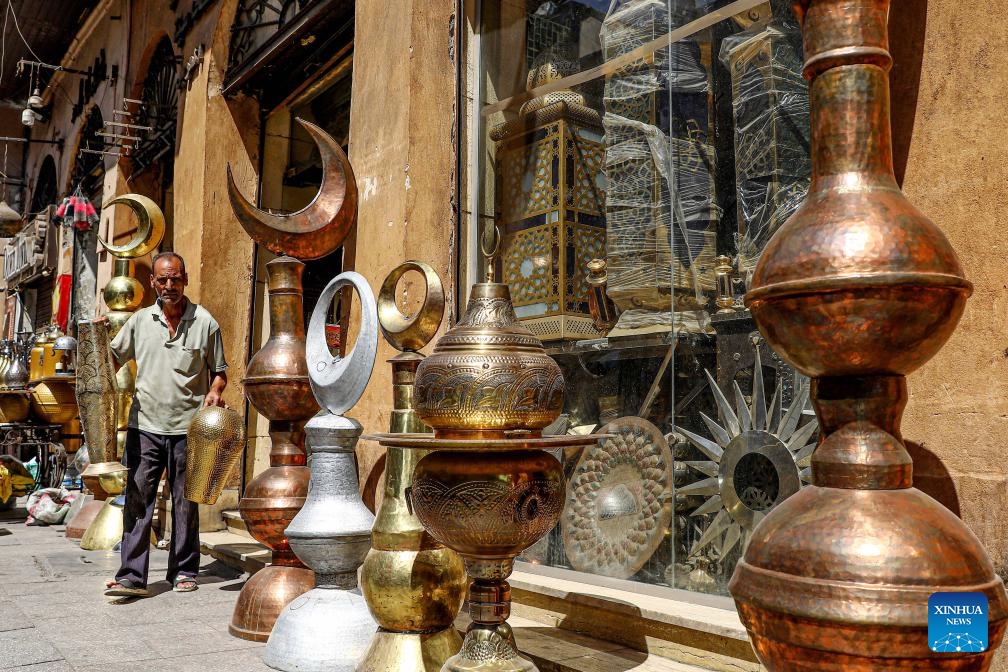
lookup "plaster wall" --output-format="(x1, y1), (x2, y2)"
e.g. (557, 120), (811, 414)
(895, 0), (1008, 576)
(348, 0), (459, 505)
(894, 3), (1008, 666)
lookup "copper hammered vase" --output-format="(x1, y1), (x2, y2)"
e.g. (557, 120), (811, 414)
(231, 257), (317, 642)
(185, 406), (246, 505)
(727, 1), (1008, 669)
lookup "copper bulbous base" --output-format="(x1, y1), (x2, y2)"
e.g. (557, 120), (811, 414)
(229, 562), (315, 642)
(730, 485), (1008, 670)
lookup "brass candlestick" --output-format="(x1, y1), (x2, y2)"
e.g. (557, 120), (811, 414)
(357, 261), (467, 671)
(368, 277), (602, 672)
(227, 118), (358, 641)
(728, 1), (1008, 669)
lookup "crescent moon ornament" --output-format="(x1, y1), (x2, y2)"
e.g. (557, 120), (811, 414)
(306, 271), (378, 416)
(227, 118), (358, 261)
(98, 194), (166, 259)
(377, 261), (445, 353)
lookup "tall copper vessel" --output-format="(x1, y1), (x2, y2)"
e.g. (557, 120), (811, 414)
(227, 118), (358, 642)
(230, 257), (317, 641)
(357, 261), (467, 671)
(369, 278), (601, 672)
(728, 1), (1008, 669)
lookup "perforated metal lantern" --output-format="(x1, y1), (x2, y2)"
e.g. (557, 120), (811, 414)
(185, 406), (246, 505)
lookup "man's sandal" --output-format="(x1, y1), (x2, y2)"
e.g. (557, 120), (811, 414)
(173, 576), (198, 593)
(104, 579), (148, 597)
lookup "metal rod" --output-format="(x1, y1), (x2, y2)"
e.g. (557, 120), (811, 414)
(0, 136), (62, 145)
(97, 132), (141, 142)
(17, 58), (92, 77)
(103, 121), (152, 131)
(77, 148), (122, 157)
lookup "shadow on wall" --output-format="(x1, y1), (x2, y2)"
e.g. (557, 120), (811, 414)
(889, 0), (927, 187)
(906, 440), (961, 518)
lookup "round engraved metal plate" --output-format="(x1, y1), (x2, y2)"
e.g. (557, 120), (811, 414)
(562, 417), (673, 579)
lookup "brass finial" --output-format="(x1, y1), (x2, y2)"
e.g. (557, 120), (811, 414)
(480, 224), (500, 283)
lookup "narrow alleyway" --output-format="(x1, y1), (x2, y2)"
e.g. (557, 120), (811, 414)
(0, 508), (272, 672)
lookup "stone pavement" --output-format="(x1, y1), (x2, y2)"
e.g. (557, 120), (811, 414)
(0, 509), (273, 672)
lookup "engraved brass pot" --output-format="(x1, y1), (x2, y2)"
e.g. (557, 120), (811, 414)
(232, 256), (316, 642)
(410, 449), (564, 573)
(185, 406), (246, 505)
(412, 283), (564, 437)
(728, 1), (1008, 669)
(370, 279), (604, 672)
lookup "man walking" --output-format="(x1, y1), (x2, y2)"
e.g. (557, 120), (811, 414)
(104, 251), (228, 597)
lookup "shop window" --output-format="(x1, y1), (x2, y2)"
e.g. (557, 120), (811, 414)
(465, 0), (817, 596)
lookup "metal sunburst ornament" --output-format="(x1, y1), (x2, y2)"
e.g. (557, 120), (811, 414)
(676, 350), (817, 561)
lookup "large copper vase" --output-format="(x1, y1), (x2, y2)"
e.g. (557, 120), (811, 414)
(231, 256), (317, 642)
(728, 1), (1008, 669)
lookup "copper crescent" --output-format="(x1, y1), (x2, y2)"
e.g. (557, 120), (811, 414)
(377, 260), (445, 353)
(226, 118), (358, 261)
(98, 194), (166, 259)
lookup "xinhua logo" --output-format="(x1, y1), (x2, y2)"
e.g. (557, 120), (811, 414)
(929, 592), (988, 653)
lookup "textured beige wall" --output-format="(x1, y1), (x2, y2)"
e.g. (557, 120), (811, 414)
(896, 0), (1008, 562)
(348, 0), (459, 507)
(894, 1), (1008, 667)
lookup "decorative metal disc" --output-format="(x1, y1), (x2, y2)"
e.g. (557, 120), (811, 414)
(562, 416), (673, 579)
(306, 271), (378, 416)
(99, 194), (166, 259)
(676, 349), (817, 561)
(377, 260), (444, 352)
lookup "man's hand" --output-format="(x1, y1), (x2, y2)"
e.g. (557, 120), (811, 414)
(204, 371), (227, 408)
(203, 391), (225, 408)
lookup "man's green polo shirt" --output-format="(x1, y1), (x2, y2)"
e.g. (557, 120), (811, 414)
(110, 298), (228, 435)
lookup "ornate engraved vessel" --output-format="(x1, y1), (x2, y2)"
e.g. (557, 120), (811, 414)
(75, 319), (128, 550)
(357, 261), (467, 672)
(263, 272), (378, 672)
(185, 406), (246, 505)
(228, 120), (357, 642)
(370, 279), (600, 672)
(728, 1), (1008, 669)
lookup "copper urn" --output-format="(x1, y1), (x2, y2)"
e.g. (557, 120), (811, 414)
(728, 1), (1008, 669)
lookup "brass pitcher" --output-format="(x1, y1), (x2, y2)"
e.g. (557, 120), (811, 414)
(185, 406), (246, 505)
(75, 321), (119, 465)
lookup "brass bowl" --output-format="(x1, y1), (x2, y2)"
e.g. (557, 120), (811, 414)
(97, 468), (128, 496)
(30, 378), (78, 424)
(409, 449), (564, 561)
(0, 391), (30, 423)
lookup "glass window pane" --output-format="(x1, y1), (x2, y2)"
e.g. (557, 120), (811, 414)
(466, 0), (817, 597)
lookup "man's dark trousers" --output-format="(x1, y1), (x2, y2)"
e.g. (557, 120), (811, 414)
(115, 428), (200, 587)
